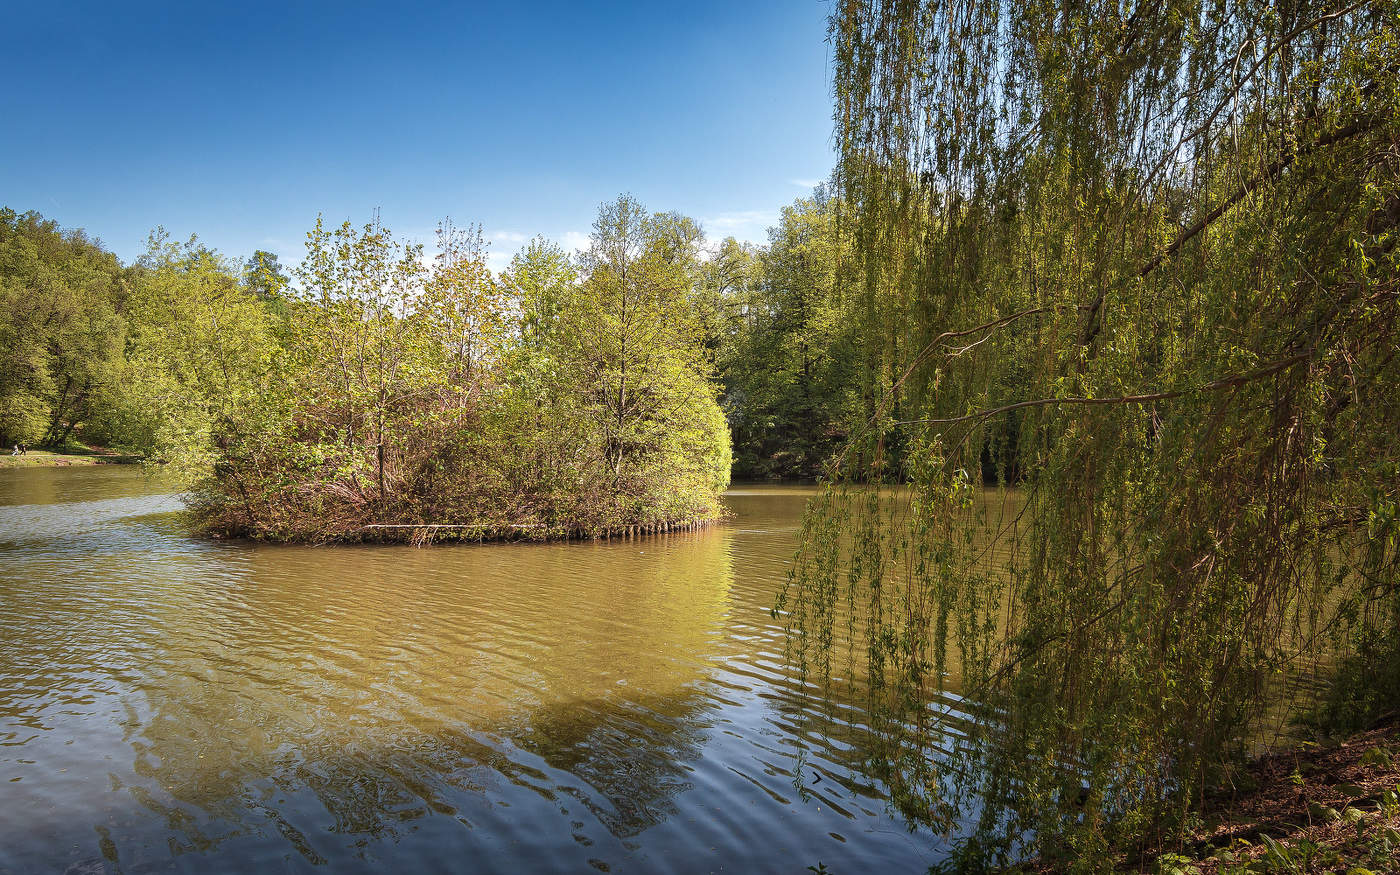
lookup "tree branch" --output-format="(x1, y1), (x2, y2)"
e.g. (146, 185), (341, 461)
(1079, 115), (1380, 348)
(894, 351), (1311, 427)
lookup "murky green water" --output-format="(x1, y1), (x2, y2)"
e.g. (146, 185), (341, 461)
(0, 467), (939, 873)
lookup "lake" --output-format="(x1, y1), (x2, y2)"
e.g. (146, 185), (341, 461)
(0, 467), (939, 873)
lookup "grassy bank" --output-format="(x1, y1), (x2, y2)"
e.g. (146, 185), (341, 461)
(0, 447), (141, 467)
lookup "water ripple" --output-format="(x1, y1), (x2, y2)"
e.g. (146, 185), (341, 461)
(0, 469), (939, 873)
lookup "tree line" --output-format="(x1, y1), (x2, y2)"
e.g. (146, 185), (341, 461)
(0, 193), (894, 536)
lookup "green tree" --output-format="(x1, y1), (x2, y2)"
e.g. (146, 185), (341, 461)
(695, 235), (758, 373)
(0, 208), (126, 448)
(718, 193), (862, 479)
(243, 249), (289, 301)
(501, 235), (576, 350)
(558, 196), (730, 517)
(193, 202), (729, 542)
(420, 219), (510, 412)
(119, 231), (276, 473)
(288, 214), (437, 499)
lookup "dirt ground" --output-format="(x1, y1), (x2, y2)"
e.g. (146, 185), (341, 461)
(1145, 716), (1400, 873)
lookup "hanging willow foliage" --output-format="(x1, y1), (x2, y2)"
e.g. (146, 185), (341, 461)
(779, 0), (1399, 867)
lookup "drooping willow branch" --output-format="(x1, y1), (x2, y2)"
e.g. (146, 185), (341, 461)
(835, 113), (1379, 470)
(1136, 114), (1381, 280)
(1082, 114), (1382, 347)
(891, 351), (1311, 428)
(831, 303), (1079, 471)
(792, 0), (1399, 861)
(1133, 1), (1372, 198)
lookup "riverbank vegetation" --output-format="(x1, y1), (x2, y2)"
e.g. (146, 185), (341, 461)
(0, 209), (126, 449)
(195, 199), (732, 540)
(777, 0), (1400, 870)
(1008, 718), (1400, 873)
(1136, 719), (1400, 875)
(0, 445), (140, 467)
(3, 198), (763, 539)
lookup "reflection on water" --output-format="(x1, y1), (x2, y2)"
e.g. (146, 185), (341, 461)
(0, 468), (935, 873)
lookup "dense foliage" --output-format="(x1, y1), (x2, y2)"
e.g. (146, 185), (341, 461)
(0, 209), (126, 447)
(717, 191), (870, 480)
(1, 193), (887, 486)
(778, 0), (1400, 868)
(0, 197), (753, 539)
(190, 197), (733, 541)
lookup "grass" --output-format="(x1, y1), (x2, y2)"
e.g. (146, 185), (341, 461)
(0, 443), (141, 467)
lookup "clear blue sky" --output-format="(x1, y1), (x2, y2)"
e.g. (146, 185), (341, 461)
(1, 0), (836, 270)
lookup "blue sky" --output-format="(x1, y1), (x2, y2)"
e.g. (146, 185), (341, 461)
(1, 1), (836, 270)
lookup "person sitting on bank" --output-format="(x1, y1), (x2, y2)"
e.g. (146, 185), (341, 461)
(10, 444), (17, 456)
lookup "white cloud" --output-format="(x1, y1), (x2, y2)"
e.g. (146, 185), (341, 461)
(789, 177), (823, 189)
(483, 230), (528, 274)
(475, 230), (590, 273)
(488, 229), (529, 246)
(701, 210), (777, 246)
(486, 251), (513, 274)
(560, 230), (590, 254)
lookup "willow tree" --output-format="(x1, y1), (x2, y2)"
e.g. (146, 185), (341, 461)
(780, 0), (1399, 867)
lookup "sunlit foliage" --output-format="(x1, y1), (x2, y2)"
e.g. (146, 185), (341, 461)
(188, 197), (731, 541)
(0, 209), (125, 447)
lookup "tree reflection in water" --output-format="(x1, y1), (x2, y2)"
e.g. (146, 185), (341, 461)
(1, 474), (932, 873)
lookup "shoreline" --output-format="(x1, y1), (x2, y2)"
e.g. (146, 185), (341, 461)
(1016, 717), (1400, 872)
(206, 516), (727, 546)
(1162, 717), (1400, 873)
(0, 451), (142, 468)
